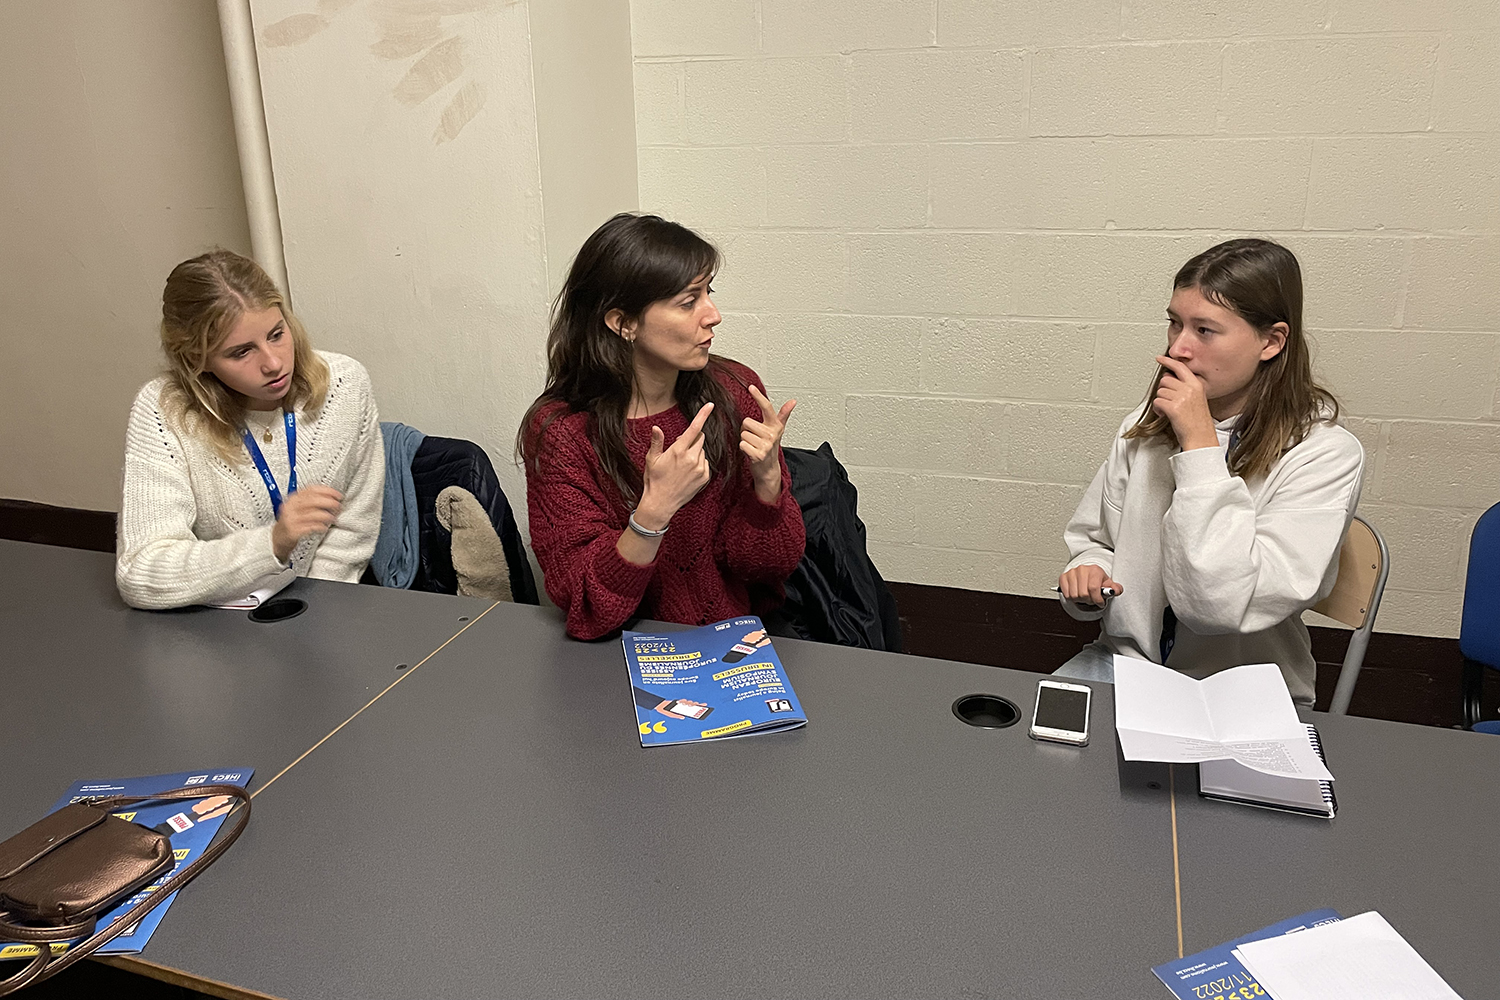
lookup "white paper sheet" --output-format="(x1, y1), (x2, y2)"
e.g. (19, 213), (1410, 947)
(1113, 655), (1333, 781)
(1233, 911), (1462, 1000)
(207, 566), (296, 609)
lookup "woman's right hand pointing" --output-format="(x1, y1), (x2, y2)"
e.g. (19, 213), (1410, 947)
(636, 403), (714, 530)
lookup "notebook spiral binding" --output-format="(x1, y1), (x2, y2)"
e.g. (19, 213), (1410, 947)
(1306, 724), (1338, 816)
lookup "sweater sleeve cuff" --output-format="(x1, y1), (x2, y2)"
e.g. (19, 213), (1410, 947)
(739, 488), (790, 531)
(594, 539), (657, 596)
(1064, 554), (1113, 577)
(1170, 445), (1231, 488)
(264, 526), (291, 571)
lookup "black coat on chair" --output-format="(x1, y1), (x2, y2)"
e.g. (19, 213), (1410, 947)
(779, 443), (902, 652)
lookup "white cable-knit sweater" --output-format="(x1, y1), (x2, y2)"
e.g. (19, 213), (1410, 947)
(116, 351), (385, 610)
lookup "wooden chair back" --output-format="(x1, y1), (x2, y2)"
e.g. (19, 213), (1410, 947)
(1311, 517), (1384, 629)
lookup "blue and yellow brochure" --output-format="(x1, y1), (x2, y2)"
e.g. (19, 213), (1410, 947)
(0, 768), (254, 961)
(624, 616), (806, 747)
(1152, 908), (1342, 999)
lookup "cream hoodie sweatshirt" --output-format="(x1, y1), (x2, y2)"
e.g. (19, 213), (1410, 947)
(1061, 407), (1364, 705)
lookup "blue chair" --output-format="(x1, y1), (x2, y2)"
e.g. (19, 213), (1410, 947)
(1460, 502), (1500, 730)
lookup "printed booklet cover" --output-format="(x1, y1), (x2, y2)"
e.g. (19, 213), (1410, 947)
(0, 767), (254, 961)
(624, 615), (806, 747)
(1152, 908), (1342, 1000)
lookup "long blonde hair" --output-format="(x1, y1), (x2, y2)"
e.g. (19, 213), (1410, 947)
(158, 250), (328, 463)
(1124, 239), (1338, 481)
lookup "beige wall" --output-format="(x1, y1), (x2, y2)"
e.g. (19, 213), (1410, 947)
(248, 0), (637, 520)
(531, 0), (641, 296)
(4, 1), (1494, 640)
(0, 1), (252, 512)
(631, 0), (1500, 637)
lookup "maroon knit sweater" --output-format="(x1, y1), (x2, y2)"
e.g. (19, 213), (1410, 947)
(526, 361), (806, 640)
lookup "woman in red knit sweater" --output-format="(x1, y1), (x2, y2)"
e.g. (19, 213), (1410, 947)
(518, 214), (807, 639)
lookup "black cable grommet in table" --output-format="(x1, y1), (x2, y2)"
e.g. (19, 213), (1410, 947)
(952, 693), (1020, 729)
(248, 598), (307, 623)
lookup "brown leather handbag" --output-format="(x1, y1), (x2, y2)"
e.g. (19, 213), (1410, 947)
(0, 783), (250, 994)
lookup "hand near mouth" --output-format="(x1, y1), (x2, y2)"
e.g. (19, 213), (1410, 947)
(1153, 356), (1219, 452)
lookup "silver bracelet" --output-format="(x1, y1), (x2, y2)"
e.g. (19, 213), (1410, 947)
(628, 509), (670, 538)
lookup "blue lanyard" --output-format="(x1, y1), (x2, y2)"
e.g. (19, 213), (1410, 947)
(240, 411), (298, 516)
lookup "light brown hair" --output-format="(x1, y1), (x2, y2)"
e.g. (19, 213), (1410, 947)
(158, 250), (328, 463)
(1124, 239), (1338, 480)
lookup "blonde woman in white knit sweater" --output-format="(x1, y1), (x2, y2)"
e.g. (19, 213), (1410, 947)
(117, 250), (384, 610)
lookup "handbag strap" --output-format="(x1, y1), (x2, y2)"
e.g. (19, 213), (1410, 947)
(0, 783), (251, 996)
(0, 913), (96, 944)
(0, 945), (50, 995)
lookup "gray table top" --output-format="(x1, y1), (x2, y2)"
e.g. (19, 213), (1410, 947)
(7, 541), (1493, 998)
(144, 601), (1183, 999)
(1174, 711), (1500, 998)
(0, 539), (490, 821)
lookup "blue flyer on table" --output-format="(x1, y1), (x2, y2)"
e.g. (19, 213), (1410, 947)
(0, 768), (254, 961)
(1152, 908), (1342, 999)
(623, 615), (806, 747)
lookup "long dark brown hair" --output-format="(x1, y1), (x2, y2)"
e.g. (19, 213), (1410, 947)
(517, 213), (743, 505)
(1124, 238), (1338, 481)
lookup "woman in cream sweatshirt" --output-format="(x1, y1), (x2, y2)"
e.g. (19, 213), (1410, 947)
(1055, 239), (1364, 706)
(116, 250), (383, 610)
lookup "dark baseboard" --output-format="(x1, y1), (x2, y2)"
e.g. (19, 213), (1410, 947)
(3, 497), (1494, 730)
(888, 581), (1500, 730)
(0, 499), (116, 553)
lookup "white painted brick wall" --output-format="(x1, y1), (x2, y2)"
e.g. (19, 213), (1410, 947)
(1433, 34), (1500, 130)
(921, 319), (1098, 400)
(1221, 38), (1440, 134)
(757, 313), (924, 392)
(1121, 0), (1329, 39)
(1306, 137), (1500, 232)
(766, 145), (929, 228)
(761, 0), (934, 55)
(851, 49), (1027, 141)
(943, 0), (1122, 45)
(1031, 43), (1222, 136)
(686, 58), (847, 145)
(632, 0), (1500, 638)
(930, 140), (1110, 229)
(630, 0), (756, 57)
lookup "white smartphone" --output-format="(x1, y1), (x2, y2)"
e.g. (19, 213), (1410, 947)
(1029, 679), (1092, 746)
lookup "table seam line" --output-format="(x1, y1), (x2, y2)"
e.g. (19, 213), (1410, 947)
(98, 955), (285, 1000)
(1170, 763), (1184, 959)
(248, 601), (502, 801)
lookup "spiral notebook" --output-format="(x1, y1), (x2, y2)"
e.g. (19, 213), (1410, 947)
(1198, 724), (1336, 818)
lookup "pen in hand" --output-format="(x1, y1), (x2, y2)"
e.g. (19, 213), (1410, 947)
(1052, 585), (1117, 602)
